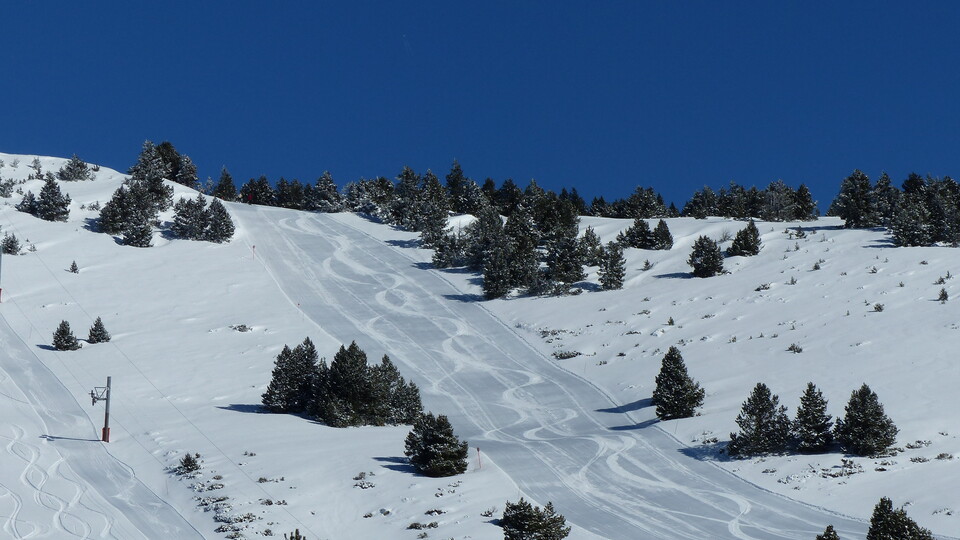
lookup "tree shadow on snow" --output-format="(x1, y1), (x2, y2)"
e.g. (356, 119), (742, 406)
(36, 344), (57, 351)
(373, 456), (417, 474)
(607, 418), (659, 431)
(442, 292), (486, 303)
(677, 440), (729, 462)
(217, 404), (267, 414)
(653, 272), (695, 280)
(40, 434), (101, 443)
(82, 217), (101, 233)
(596, 398), (652, 414)
(387, 239), (421, 249)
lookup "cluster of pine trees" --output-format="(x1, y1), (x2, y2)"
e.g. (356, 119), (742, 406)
(171, 193), (235, 243)
(682, 180), (817, 221)
(262, 340), (423, 427)
(16, 175), (71, 222)
(686, 220), (764, 278)
(51, 317), (110, 351)
(829, 169), (960, 247)
(56, 154), (97, 182)
(227, 171), (343, 212)
(500, 497), (571, 539)
(728, 382), (898, 458)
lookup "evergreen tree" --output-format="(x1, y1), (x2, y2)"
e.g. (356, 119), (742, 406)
(69, 260), (79, 273)
(212, 167), (238, 201)
(792, 184), (817, 220)
(871, 172), (901, 228)
(727, 383), (791, 457)
(503, 204), (541, 291)
(129, 141), (175, 212)
(544, 233), (585, 294)
(121, 210), (154, 248)
(761, 180), (797, 222)
(391, 166), (422, 229)
(175, 154), (199, 189)
(171, 193), (210, 240)
(866, 497), (934, 540)
(15, 191), (38, 216)
(598, 242), (626, 291)
(501, 498), (571, 540)
(616, 217), (652, 249)
(464, 205), (504, 270)
(204, 198), (235, 243)
(370, 355), (423, 425)
(682, 187), (719, 219)
(57, 154), (94, 181)
(816, 525), (840, 540)
(829, 170), (876, 228)
(312, 171), (342, 212)
(651, 346), (705, 420)
(418, 200), (449, 247)
(482, 234), (513, 299)
(1, 233), (21, 255)
(431, 232), (467, 269)
(239, 176), (276, 206)
(261, 338), (318, 414)
(52, 320), (81, 351)
(87, 317), (111, 344)
(651, 219), (674, 250)
(834, 384), (898, 456)
(404, 412), (469, 477)
(495, 179), (524, 216)
(578, 226), (604, 266)
(687, 236), (724, 277)
(890, 193), (933, 246)
(36, 176), (71, 222)
(727, 220), (762, 257)
(793, 382), (833, 453)
(323, 341), (372, 426)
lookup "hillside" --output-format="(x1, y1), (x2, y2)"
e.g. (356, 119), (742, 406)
(0, 152), (956, 539)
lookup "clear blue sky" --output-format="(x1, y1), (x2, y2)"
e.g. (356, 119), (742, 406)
(3, 1), (960, 209)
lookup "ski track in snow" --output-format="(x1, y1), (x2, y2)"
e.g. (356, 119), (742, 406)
(236, 206), (874, 539)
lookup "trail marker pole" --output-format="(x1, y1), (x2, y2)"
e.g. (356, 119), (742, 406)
(90, 376), (112, 442)
(477, 447), (482, 470)
(252, 245), (256, 260)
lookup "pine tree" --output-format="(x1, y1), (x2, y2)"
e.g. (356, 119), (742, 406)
(871, 173), (901, 228)
(36, 176), (71, 222)
(69, 260), (79, 273)
(122, 211), (154, 248)
(891, 193), (933, 247)
(1, 233), (21, 255)
(598, 242), (626, 291)
(16, 191), (38, 216)
(688, 236), (724, 278)
(544, 233), (585, 294)
(829, 170), (876, 228)
(939, 288), (949, 303)
(834, 384), (898, 456)
(616, 217), (652, 249)
(369, 355), (422, 425)
(727, 220), (762, 257)
(419, 200), (449, 247)
(793, 382), (833, 453)
(431, 232), (467, 269)
(391, 166), (422, 229)
(52, 320), (81, 351)
(239, 176), (276, 206)
(464, 205), (504, 270)
(579, 226), (604, 266)
(445, 160), (470, 214)
(792, 184), (817, 220)
(174, 154), (199, 189)
(212, 167), (238, 201)
(311, 171), (342, 212)
(501, 498), (571, 540)
(651, 219), (674, 250)
(323, 342), (372, 426)
(87, 317), (111, 343)
(816, 524), (840, 540)
(171, 194), (210, 240)
(652, 346), (705, 420)
(404, 412), (469, 477)
(57, 154), (94, 181)
(503, 204), (540, 291)
(129, 141), (174, 212)
(727, 383), (791, 457)
(204, 199), (235, 243)
(866, 497), (934, 540)
(262, 338), (318, 414)
(482, 234), (513, 300)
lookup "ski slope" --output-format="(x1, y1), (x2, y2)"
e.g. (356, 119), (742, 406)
(232, 205), (869, 539)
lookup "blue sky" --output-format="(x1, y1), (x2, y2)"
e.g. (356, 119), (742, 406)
(3, 2), (960, 209)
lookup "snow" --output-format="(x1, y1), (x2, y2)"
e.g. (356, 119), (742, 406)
(0, 152), (957, 539)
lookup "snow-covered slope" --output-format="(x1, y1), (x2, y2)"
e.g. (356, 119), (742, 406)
(0, 152), (957, 539)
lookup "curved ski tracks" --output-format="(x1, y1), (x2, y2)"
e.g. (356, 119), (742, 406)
(237, 206), (872, 540)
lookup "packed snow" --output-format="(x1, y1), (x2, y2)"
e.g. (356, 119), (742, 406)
(0, 152), (956, 539)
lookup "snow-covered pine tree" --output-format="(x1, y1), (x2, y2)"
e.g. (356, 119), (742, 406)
(239, 176), (276, 206)
(793, 382), (833, 453)
(792, 184), (817, 221)
(616, 217), (652, 249)
(262, 338), (317, 414)
(688, 236), (724, 277)
(866, 497), (934, 540)
(129, 140), (174, 212)
(212, 167), (238, 201)
(15, 191), (38, 216)
(121, 210), (154, 248)
(598, 241), (626, 291)
(56, 154), (95, 181)
(503, 204), (540, 291)
(578, 226), (604, 266)
(871, 172), (901, 228)
(391, 166), (422, 229)
(828, 169), (876, 228)
(171, 193), (209, 240)
(651, 219), (674, 250)
(312, 171), (342, 212)
(418, 200), (449, 248)
(69, 260), (79, 273)
(651, 346), (705, 420)
(891, 193), (933, 247)
(204, 198), (235, 243)
(464, 205), (504, 270)
(36, 176), (71, 222)
(445, 160), (470, 214)
(816, 525), (840, 540)
(501, 498), (571, 540)
(431, 232), (467, 269)
(682, 186), (718, 219)
(545, 232), (585, 294)
(369, 355), (423, 425)
(482, 233), (513, 300)
(494, 178), (523, 216)
(322, 341), (372, 426)
(52, 320), (81, 351)
(727, 382), (791, 457)
(403, 412), (469, 477)
(87, 316), (111, 344)
(834, 383), (898, 456)
(727, 220), (762, 257)
(1, 233), (21, 255)
(174, 154), (199, 189)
